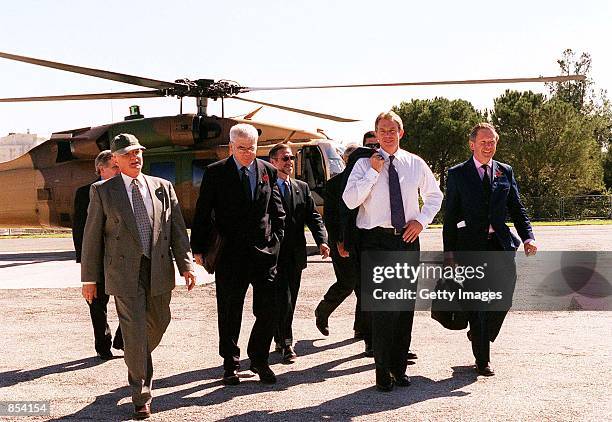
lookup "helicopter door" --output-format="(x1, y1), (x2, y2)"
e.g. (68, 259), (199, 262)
(297, 145), (326, 208)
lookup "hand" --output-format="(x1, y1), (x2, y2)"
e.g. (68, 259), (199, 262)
(369, 153), (384, 173)
(194, 253), (204, 266)
(183, 270), (196, 291)
(320, 243), (331, 259)
(82, 284), (97, 304)
(402, 220), (423, 243)
(524, 241), (537, 257)
(337, 241), (349, 258)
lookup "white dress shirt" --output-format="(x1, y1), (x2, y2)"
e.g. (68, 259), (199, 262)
(342, 148), (443, 229)
(120, 172), (154, 226)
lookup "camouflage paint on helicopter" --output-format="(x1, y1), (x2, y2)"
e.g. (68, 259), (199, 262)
(0, 113), (344, 228)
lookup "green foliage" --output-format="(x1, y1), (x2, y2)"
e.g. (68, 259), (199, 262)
(492, 91), (605, 198)
(392, 97), (482, 189)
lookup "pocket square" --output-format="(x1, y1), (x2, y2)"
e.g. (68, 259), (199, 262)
(457, 221), (466, 228)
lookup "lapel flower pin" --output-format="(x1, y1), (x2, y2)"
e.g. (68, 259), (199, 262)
(495, 169), (503, 178)
(261, 173), (269, 184)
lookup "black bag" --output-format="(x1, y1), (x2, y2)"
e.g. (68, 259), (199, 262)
(431, 278), (468, 330)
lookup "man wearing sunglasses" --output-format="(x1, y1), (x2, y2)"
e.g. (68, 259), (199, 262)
(269, 144), (330, 363)
(363, 131), (379, 149)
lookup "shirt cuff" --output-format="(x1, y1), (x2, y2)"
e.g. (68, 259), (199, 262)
(524, 238), (534, 245)
(82, 281), (97, 285)
(365, 167), (380, 181)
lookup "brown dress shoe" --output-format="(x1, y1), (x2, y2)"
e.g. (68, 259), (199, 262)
(133, 403), (151, 420)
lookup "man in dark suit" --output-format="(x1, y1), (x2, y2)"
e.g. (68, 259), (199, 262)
(73, 150), (123, 360)
(191, 123), (285, 385)
(315, 144), (366, 341)
(268, 143), (329, 363)
(81, 134), (196, 419)
(443, 122), (537, 377)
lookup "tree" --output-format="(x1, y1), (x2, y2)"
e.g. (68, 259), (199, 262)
(492, 90), (604, 199)
(546, 49), (595, 113)
(393, 97), (482, 189)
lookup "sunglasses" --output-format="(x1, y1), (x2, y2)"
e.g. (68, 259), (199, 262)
(276, 155), (296, 162)
(365, 143), (380, 149)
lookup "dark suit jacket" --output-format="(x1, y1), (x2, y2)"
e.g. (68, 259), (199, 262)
(190, 157), (285, 276)
(73, 181), (96, 263)
(338, 147), (376, 254)
(278, 178), (327, 270)
(323, 172), (343, 244)
(443, 158), (534, 252)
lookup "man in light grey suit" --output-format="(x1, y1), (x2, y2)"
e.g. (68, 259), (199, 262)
(81, 133), (196, 420)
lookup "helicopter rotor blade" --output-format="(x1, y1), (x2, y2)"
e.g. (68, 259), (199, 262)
(0, 90), (165, 102)
(0, 51), (179, 90)
(231, 96), (359, 122)
(242, 75), (586, 92)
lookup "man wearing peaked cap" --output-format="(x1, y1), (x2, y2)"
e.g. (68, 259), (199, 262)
(81, 133), (196, 419)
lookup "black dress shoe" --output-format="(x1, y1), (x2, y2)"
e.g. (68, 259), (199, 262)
(375, 367), (393, 392)
(406, 350), (418, 360)
(222, 369), (240, 385)
(132, 403), (151, 420)
(97, 351), (113, 361)
(364, 343), (374, 358)
(112, 338), (124, 351)
(476, 363), (495, 377)
(315, 308), (329, 336)
(282, 345), (297, 364)
(249, 364), (277, 384)
(392, 373), (411, 387)
(467, 330), (473, 341)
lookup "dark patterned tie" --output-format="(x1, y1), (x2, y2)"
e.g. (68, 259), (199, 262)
(481, 164), (492, 198)
(131, 179), (152, 258)
(388, 155), (406, 231)
(241, 166), (252, 201)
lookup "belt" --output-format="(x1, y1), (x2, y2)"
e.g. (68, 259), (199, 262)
(368, 227), (404, 236)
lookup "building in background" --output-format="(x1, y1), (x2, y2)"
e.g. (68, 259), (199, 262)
(0, 132), (45, 162)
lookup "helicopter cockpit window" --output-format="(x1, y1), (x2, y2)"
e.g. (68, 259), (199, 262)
(56, 140), (75, 163)
(149, 162), (176, 185)
(192, 159), (216, 188)
(321, 143), (345, 177)
(196, 120), (222, 143)
(300, 146), (326, 195)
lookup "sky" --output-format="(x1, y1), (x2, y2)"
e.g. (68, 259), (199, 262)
(0, 0), (610, 145)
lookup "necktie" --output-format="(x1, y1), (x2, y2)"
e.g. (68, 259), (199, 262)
(283, 180), (291, 204)
(131, 179), (152, 258)
(481, 164), (492, 198)
(388, 155), (406, 231)
(241, 166), (251, 200)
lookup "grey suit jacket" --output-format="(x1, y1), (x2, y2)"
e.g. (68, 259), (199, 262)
(81, 173), (194, 297)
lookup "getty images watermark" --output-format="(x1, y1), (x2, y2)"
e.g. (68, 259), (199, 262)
(361, 251), (612, 312)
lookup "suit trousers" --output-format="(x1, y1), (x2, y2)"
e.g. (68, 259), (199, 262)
(360, 229), (419, 375)
(114, 257), (171, 407)
(317, 245), (370, 340)
(86, 283), (122, 354)
(468, 236), (513, 365)
(274, 259), (303, 346)
(215, 265), (276, 371)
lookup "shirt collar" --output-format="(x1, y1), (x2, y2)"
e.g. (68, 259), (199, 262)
(233, 156), (256, 174)
(378, 147), (405, 160)
(473, 156), (493, 169)
(276, 176), (290, 188)
(121, 172), (146, 190)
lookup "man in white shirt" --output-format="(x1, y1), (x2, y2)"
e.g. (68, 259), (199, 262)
(343, 111), (443, 391)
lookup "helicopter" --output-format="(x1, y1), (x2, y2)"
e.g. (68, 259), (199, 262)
(0, 50), (585, 229)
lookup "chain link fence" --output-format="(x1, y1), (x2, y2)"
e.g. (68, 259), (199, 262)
(523, 195), (612, 221)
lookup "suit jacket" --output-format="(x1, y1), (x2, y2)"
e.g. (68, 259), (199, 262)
(73, 181), (96, 264)
(323, 172), (343, 244)
(81, 173), (194, 297)
(278, 178), (327, 270)
(338, 147), (376, 254)
(190, 157), (285, 276)
(443, 158), (534, 252)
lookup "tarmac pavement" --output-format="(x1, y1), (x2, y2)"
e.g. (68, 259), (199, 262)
(0, 226), (610, 420)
